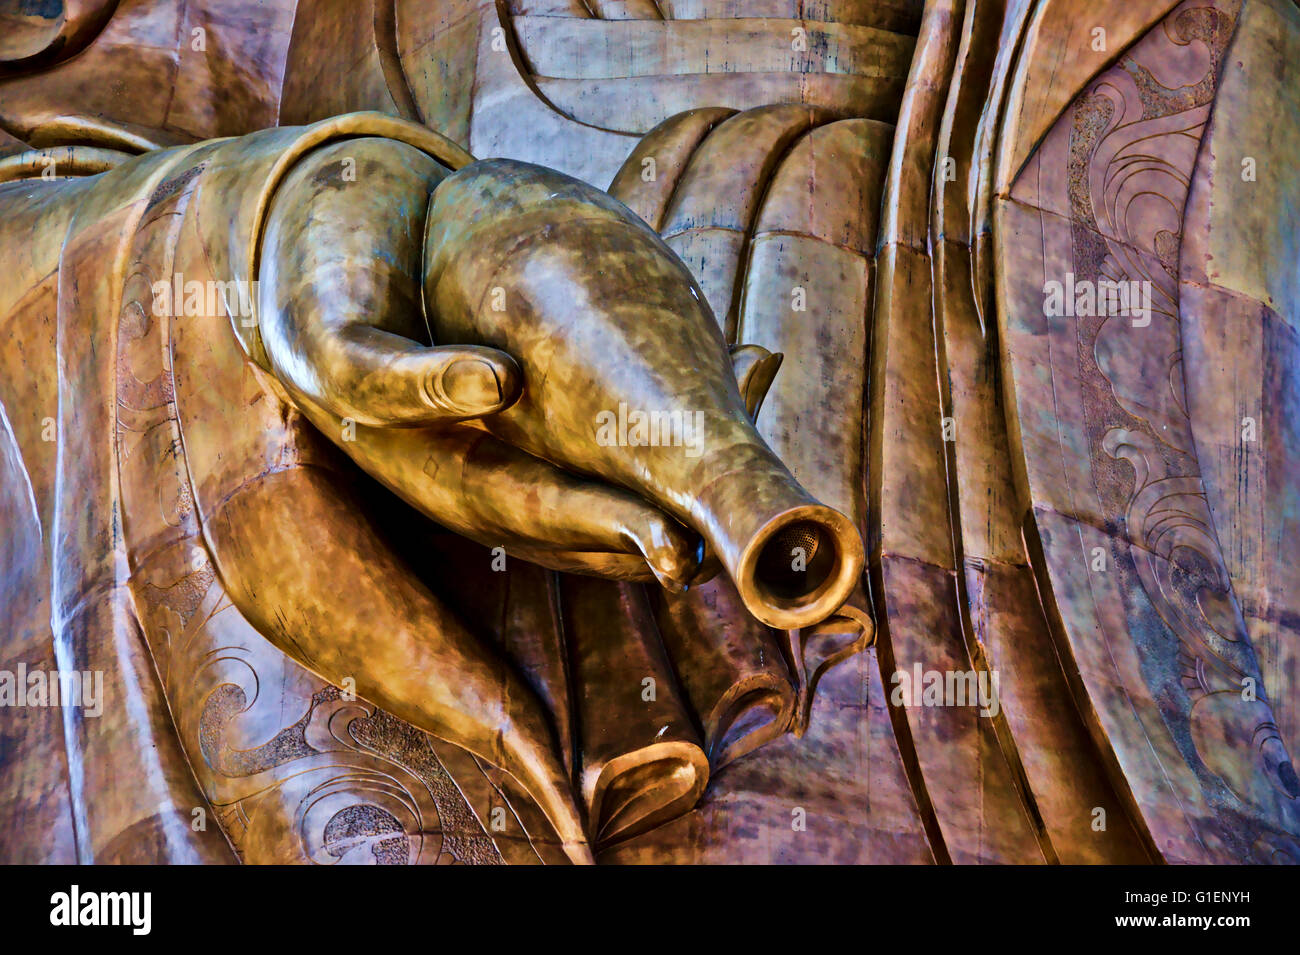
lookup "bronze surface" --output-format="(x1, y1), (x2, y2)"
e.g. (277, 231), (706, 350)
(1, 0), (1297, 865)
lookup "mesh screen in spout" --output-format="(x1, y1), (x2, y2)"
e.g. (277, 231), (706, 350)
(755, 520), (833, 601)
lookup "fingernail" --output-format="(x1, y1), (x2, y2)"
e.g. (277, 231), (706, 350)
(442, 358), (503, 409)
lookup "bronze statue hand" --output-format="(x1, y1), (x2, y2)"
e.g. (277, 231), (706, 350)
(257, 138), (706, 590)
(260, 141), (861, 624)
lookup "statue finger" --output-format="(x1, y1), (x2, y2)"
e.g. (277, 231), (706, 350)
(277, 322), (521, 425)
(258, 138), (522, 426)
(303, 410), (707, 591)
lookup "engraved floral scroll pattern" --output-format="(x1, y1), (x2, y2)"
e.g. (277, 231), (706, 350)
(1059, 0), (1300, 854)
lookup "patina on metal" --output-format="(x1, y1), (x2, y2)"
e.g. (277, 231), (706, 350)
(1, 0), (1298, 866)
